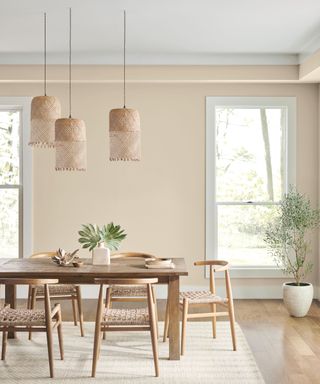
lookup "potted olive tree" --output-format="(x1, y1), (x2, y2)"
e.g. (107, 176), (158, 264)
(78, 223), (126, 265)
(264, 187), (320, 317)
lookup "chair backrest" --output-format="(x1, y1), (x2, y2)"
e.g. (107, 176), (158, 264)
(0, 278), (59, 286)
(30, 251), (57, 259)
(194, 260), (230, 295)
(111, 252), (155, 260)
(194, 260), (229, 271)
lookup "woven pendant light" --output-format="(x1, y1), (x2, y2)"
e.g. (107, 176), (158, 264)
(30, 13), (61, 148)
(109, 10), (141, 161)
(55, 8), (87, 171)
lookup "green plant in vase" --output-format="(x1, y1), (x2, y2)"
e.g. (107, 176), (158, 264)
(264, 187), (320, 317)
(78, 224), (102, 251)
(78, 223), (127, 265)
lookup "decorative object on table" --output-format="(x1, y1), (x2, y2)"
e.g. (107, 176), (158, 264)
(109, 10), (141, 161)
(51, 248), (79, 266)
(145, 258), (175, 269)
(78, 223), (127, 265)
(55, 8), (87, 171)
(29, 12), (61, 148)
(92, 242), (111, 266)
(264, 186), (320, 317)
(72, 260), (84, 268)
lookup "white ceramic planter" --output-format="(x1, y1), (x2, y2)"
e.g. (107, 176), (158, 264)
(283, 282), (313, 317)
(92, 243), (111, 265)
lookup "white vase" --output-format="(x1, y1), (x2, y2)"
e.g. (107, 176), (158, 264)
(283, 282), (313, 317)
(92, 243), (110, 265)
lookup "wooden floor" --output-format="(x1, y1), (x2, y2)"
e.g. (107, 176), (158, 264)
(6, 299), (320, 384)
(235, 300), (320, 384)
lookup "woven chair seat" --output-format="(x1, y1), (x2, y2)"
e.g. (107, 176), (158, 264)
(179, 290), (228, 304)
(0, 307), (46, 326)
(34, 284), (76, 296)
(110, 285), (147, 298)
(102, 307), (150, 326)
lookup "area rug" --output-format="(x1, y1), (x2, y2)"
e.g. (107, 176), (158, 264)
(0, 322), (265, 383)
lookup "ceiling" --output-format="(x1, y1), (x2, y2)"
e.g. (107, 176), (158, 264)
(1, 0), (320, 65)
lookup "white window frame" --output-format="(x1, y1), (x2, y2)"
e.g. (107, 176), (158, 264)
(206, 96), (296, 278)
(0, 97), (32, 259)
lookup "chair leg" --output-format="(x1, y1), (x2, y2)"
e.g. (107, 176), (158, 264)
(57, 310), (64, 360)
(103, 287), (111, 340)
(28, 287), (36, 340)
(151, 286), (159, 339)
(71, 296), (78, 326)
(150, 318), (159, 376)
(27, 285), (31, 309)
(163, 299), (169, 342)
(92, 285), (104, 378)
(228, 302), (237, 351)
(181, 298), (188, 356)
(75, 286), (85, 337)
(92, 323), (102, 377)
(1, 330), (7, 360)
(211, 303), (217, 338)
(147, 285), (159, 377)
(46, 322), (54, 378)
(225, 270), (237, 351)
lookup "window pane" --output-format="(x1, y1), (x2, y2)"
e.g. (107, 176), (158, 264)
(216, 107), (285, 202)
(0, 111), (20, 185)
(217, 204), (278, 266)
(0, 189), (19, 258)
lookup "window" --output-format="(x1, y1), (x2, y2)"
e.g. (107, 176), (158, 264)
(206, 97), (296, 270)
(0, 98), (32, 258)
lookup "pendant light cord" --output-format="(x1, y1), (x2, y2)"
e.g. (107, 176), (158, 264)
(69, 8), (72, 118)
(44, 12), (47, 96)
(123, 10), (126, 109)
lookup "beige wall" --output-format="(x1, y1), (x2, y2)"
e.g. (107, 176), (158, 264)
(0, 76), (318, 297)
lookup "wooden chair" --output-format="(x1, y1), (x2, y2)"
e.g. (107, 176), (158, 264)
(163, 260), (237, 355)
(92, 278), (159, 377)
(27, 252), (84, 337)
(105, 252), (159, 339)
(0, 278), (64, 378)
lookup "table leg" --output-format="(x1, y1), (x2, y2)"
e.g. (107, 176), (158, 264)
(5, 284), (16, 339)
(168, 276), (180, 360)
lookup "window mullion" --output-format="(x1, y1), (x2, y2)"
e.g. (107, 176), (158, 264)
(0, 185), (21, 189)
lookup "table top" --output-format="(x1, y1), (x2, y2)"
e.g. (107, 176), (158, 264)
(0, 257), (188, 280)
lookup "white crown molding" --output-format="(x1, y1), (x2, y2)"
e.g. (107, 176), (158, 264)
(0, 64), (300, 84)
(0, 52), (299, 66)
(299, 33), (320, 63)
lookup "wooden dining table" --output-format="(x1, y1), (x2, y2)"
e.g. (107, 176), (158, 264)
(0, 256), (188, 360)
